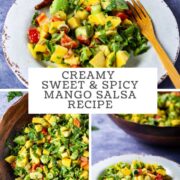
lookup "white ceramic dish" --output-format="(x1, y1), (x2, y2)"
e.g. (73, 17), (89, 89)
(2, 0), (180, 87)
(92, 154), (180, 180)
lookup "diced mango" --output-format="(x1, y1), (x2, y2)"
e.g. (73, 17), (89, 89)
(24, 127), (30, 133)
(122, 19), (133, 25)
(34, 44), (47, 53)
(82, 135), (89, 144)
(116, 50), (130, 67)
(25, 140), (33, 149)
(36, 13), (48, 25)
(68, 17), (80, 29)
(27, 43), (38, 60)
(37, 138), (46, 144)
(121, 167), (131, 176)
(80, 171), (88, 179)
(83, 151), (89, 157)
(48, 116), (57, 125)
(55, 11), (67, 20)
(43, 114), (51, 121)
(83, 0), (100, 6)
(16, 157), (28, 168)
(5, 155), (16, 163)
(32, 117), (49, 127)
(62, 158), (71, 167)
(90, 51), (106, 67)
(75, 10), (89, 20)
(88, 12), (106, 25)
(156, 169), (166, 176)
(50, 45), (68, 64)
(98, 45), (110, 56)
(49, 21), (65, 34)
(64, 56), (80, 65)
(43, 149), (50, 155)
(106, 16), (121, 29)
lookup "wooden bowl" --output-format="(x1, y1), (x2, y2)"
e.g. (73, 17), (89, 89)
(109, 115), (180, 146)
(0, 94), (34, 180)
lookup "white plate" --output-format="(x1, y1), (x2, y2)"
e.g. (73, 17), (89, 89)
(92, 154), (180, 180)
(2, 0), (180, 87)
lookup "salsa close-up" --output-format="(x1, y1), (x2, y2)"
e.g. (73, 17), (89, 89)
(98, 160), (172, 180)
(27, 0), (149, 67)
(5, 114), (89, 180)
(118, 92), (180, 127)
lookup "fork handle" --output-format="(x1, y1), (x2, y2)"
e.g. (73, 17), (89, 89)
(149, 37), (180, 88)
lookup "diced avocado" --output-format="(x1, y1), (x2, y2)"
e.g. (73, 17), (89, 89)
(116, 50), (130, 67)
(30, 148), (40, 164)
(71, 150), (78, 160)
(50, 0), (69, 14)
(30, 172), (43, 179)
(47, 173), (54, 179)
(67, 17), (81, 29)
(98, 45), (110, 56)
(13, 136), (26, 145)
(89, 51), (106, 67)
(5, 155), (16, 164)
(75, 25), (94, 39)
(101, 0), (110, 9)
(75, 10), (89, 20)
(80, 47), (92, 62)
(91, 4), (102, 14)
(62, 158), (71, 167)
(41, 155), (49, 164)
(106, 52), (115, 67)
(71, 114), (81, 119)
(88, 12), (106, 25)
(106, 0), (129, 11)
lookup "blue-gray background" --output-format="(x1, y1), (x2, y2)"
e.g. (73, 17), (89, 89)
(0, 0), (180, 88)
(92, 114), (180, 165)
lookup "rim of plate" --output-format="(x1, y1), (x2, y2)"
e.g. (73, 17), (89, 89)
(1, 0), (180, 87)
(92, 154), (180, 178)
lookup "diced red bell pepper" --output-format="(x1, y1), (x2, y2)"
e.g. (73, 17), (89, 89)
(61, 34), (78, 49)
(116, 12), (128, 21)
(77, 36), (90, 45)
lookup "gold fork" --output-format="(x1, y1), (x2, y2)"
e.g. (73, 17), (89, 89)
(128, 0), (180, 88)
